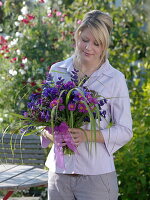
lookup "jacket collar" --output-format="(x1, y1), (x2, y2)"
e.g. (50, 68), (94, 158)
(58, 56), (114, 78)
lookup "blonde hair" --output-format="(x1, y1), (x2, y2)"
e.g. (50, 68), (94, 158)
(74, 10), (113, 67)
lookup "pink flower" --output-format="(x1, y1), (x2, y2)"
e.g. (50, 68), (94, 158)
(48, 12), (53, 17)
(56, 11), (62, 16)
(4, 56), (9, 59)
(37, 88), (42, 92)
(10, 57), (17, 63)
(60, 17), (64, 22)
(21, 19), (30, 24)
(77, 20), (82, 24)
(0, 1), (3, 7)
(20, 63), (25, 68)
(0, 36), (7, 45)
(39, 0), (45, 3)
(1, 45), (8, 50)
(12, 57), (17, 61)
(27, 15), (35, 20)
(30, 82), (36, 87)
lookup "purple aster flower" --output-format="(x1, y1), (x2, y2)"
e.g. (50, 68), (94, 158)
(58, 98), (63, 104)
(78, 103), (87, 113)
(68, 103), (76, 111)
(72, 91), (84, 101)
(77, 92), (85, 100)
(88, 97), (98, 104)
(59, 105), (65, 111)
(49, 99), (58, 108)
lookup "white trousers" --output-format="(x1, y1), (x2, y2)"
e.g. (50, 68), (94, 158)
(48, 171), (118, 200)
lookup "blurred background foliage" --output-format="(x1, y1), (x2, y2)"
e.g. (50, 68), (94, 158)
(0, 0), (149, 199)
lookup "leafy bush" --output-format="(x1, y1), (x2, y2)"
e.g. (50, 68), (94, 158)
(0, 1), (74, 131)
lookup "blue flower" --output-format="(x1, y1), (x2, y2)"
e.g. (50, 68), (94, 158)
(56, 77), (65, 85)
(42, 87), (58, 98)
(98, 99), (107, 107)
(83, 116), (90, 122)
(29, 93), (41, 101)
(100, 110), (106, 118)
(40, 111), (46, 120)
(64, 81), (76, 90)
(45, 110), (50, 122)
(71, 69), (79, 84)
(46, 73), (54, 82)
(27, 102), (35, 109)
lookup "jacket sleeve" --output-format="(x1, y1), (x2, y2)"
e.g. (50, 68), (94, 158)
(40, 135), (51, 148)
(101, 73), (133, 155)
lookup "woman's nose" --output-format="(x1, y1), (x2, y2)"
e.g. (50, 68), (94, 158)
(85, 42), (92, 50)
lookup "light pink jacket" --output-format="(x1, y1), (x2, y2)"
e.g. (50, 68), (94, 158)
(41, 57), (133, 175)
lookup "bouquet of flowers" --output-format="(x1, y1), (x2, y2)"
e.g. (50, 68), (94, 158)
(12, 69), (107, 168)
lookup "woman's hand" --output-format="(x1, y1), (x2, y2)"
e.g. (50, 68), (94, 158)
(68, 128), (105, 146)
(42, 129), (54, 142)
(68, 128), (87, 146)
(42, 130), (67, 147)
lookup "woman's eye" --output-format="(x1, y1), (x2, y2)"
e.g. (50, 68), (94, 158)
(94, 42), (99, 46)
(82, 38), (88, 42)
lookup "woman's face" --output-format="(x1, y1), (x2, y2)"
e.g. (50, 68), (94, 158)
(77, 28), (103, 66)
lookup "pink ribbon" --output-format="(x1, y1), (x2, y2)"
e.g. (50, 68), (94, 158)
(45, 122), (78, 169)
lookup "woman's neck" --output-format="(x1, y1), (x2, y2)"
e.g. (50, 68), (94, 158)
(74, 64), (99, 80)
(73, 55), (105, 79)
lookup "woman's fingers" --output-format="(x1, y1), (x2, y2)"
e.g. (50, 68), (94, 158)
(42, 130), (51, 140)
(69, 128), (86, 146)
(42, 128), (85, 147)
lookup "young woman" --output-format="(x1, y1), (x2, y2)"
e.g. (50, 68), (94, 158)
(41, 10), (133, 200)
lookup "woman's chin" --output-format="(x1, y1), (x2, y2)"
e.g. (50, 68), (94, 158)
(80, 54), (93, 63)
